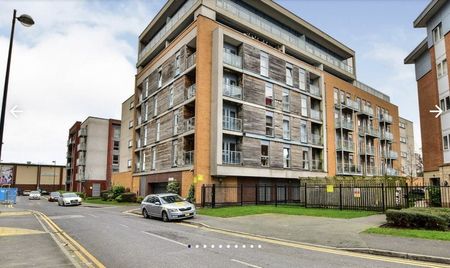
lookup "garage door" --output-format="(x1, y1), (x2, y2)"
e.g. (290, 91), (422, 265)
(151, 182), (167, 194)
(92, 183), (101, 197)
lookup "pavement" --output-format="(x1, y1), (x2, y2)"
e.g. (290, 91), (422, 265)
(2, 197), (449, 268)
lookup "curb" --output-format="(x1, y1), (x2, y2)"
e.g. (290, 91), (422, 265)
(182, 219), (450, 265)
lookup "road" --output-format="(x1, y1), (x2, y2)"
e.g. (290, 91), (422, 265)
(8, 196), (446, 268)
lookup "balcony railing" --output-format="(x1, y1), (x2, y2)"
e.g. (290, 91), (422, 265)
(359, 146), (375, 155)
(382, 150), (398, 159)
(222, 150), (242, 165)
(337, 163), (362, 175)
(223, 50), (242, 69)
(76, 157), (86, 166)
(216, 0), (353, 75)
(77, 143), (86, 152)
(223, 116), (242, 132)
(385, 167), (398, 176)
(183, 151), (194, 166)
(78, 128), (87, 137)
(337, 99), (359, 111)
(309, 84), (321, 97)
(359, 105), (374, 116)
(380, 131), (393, 141)
(311, 160), (322, 171)
(186, 84), (196, 99)
(223, 83), (242, 99)
(366, 166), (377, 175)
(311, 134), (322, 146)
(261, 156), (269, 167)
(184, 117), (195, 132)
(336, 140), (354, 152)
(379, 113), (393, 124)
(310, 109), (322, 121)
(335, 120), (354, 130)
(186, 52), (197, 69)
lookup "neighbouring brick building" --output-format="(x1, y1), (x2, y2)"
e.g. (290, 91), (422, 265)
(133, 0), (402, 201)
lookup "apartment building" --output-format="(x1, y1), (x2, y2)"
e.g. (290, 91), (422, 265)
(134, 0), (401, 200)
(405, 0), (450, 185)
(66, 117), (121, 196)
(399, 117), (416, 177)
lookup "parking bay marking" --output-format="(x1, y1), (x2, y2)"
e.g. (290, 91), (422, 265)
(231, 259), (263, 268)
(48, 215), (85, 220)
(142, 231), (188, 247)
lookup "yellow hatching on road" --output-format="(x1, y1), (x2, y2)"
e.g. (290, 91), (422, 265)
(0, 226), (45, 237)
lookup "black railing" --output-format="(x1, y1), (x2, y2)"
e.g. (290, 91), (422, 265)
(201, 183), (450, 211)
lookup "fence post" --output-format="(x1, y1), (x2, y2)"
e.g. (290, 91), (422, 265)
(405, 183), (409, 208)
(201, 184), (205, 208)
(255, 184), (258, 205)
(381, 183), (385, 212)
(240, 184), (243, 206)
(211, 184), (216, 208)
(339, 184), (343, 211)
(304, 183), (308, 208)
(275, 184), (278, 207)
(285, 185), (287, 204)
(264, 184), (267, 205)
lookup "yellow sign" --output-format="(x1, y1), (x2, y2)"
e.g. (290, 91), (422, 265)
(326, 185), (334, 193)
(353, 188), (361, 198)
(193, 174), (204, 184)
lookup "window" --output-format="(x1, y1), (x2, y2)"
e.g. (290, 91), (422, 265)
(300, 95), (308, 117)
(128, 139), (132, 148)
(447, 96), (450, 111)
(260, 51), (269, 76)
(144, 126), (148, 146)
(144, 102), (149, 121)
(444, 135), (449, 150)
(300, 120), (308, 143)
(286, 63), (293, 86)
(283, 147), (291, 168)
(153, 97), (158, 116)
(169, 86), (174, 108)
(175, 51), (181, 76)
(302, 150), (309, 170)
(299, 68), (306, 91)
(143, 78), (149, 98)
(282, 89), (290, 111)
(400, 137), (407, 143)
(156, 119), (160, 142)
(113, 155), (119, 165)
(173, 112), (180, 135)
(172, 140), (178, 167)
(441, 98), (446, 110)
(151, 147), (156, 170)
(261, 141), (269, 167)
(333, 88), (338, 104)
(113, 140), (120, 150)
(437, 59), (447, 77)
(432, 23), (443, 43)
(127, 160), (132, 168)
(129, 101), (134, 110)
(142, 153), (146, 171)
(283, 116), (290, 140)
(265, 83), (273, 106)
(401, 151), (408, 158)
(128, 120), (133, 129)
(399, 122), (405, 129)
(157, 68), (162, 88)
(265, 111), (274, 137)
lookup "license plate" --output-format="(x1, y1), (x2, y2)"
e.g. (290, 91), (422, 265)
(185, 213), (190, 217)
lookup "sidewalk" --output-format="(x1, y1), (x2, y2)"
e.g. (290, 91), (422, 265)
(185, 213), (450, 260)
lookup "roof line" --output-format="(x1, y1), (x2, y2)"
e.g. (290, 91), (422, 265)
(404, 38), (428, 64)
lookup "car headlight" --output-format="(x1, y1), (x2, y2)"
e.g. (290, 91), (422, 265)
(167, 208), (178, 213)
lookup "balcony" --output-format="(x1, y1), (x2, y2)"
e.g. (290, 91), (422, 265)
(186, 84), (196, 100)
(359, 146), (375, 156)
(359, 126), (379, 137)
(78, 128), (87, 137)
(77, 142), (86, 152)
(223, 116), (242, 132)
(311, 160), (322, 171)
(366, 166), (377, 176)
(310, 109), (322, 121)
(309, 84), (321, 98)
(183, 151), (194, 166)
(183, 117), (195, 132)
(359, 105), (374, 117)
(223, 50), (242, 69)
(337, 163), (362, 175)
(380, 131), (393, 141)
(335, 120), (354, 130)
(67, 139), (73, 146)
(186, 52), (197, 69)
(222, 150), (242, 165)
(379, 113), (393, 124)
(382, 150), (398, 159)
(223, 83), (242, 99)
(336, 140), (354, 152)
(385, 167), (398, 176)
(336, 99), (359, 111)
(76, 157), (86, 166)
(66, 151), (72, 159)
(311, 134), (322, 146)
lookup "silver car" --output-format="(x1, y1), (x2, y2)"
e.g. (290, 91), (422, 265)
(58, 192), (82, 206)
(29, 191), (41, 200)
(141, 193), (196, 222)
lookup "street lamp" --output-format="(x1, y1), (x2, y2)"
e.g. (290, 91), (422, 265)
(52, 160), (56, 191)
(0, 10), (34, 161)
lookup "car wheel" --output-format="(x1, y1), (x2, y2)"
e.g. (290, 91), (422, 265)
(143, 209), (150, 219)
(162, 211), (170, 222)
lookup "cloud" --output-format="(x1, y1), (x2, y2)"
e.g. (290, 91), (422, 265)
(0, 0), (163, 164)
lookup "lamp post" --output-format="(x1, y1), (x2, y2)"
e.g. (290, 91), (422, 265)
(52, 161), (56, 191)
(0, 10), (34, 161)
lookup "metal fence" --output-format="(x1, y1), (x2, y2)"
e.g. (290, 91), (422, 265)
(200, 183), (450, 211)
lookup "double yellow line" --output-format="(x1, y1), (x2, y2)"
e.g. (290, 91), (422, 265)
(32, 210), (105, 268)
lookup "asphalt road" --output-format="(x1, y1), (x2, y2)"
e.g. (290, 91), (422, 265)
(10, 196), (440, 268)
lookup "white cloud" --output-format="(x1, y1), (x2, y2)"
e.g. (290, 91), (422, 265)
(0, 0), (163, 164)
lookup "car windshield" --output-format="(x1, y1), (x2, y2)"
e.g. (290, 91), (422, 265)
(160, 195), (184, 204)
(63, 193), (78, 198)
(51, 192), (60, 196)
(30, 191), (40, 194)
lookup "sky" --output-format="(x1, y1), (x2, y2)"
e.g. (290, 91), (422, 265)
(0, 0), (429, 165)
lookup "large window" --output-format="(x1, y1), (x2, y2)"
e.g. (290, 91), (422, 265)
(299, 68), (306, 91)
(283, 147), (291, 168)
(173, 112), (180, 135)
(156, 119), (160, 142)
(265, 111), (274, 137)
(433, 23), (443, 43)
(333, 88), (338, 104)
(261, 141), (269, 167)
(172, 140), (178, 167)
(157, 68), (162, 88)
(143, 78), (149, 98)
(282, 89), (290, 112)
(265, 83), (273, 106)
(153, 97), (158, 117)
(169, 85), (174, 108)
(113, 140), (120, 150)
(260, 51), (269, 76)
(301, 95), (308, 117)
(175, 51), (181, 76)
(302, 150), (309, 170)
(286, 63), (293, 86)
(300, 120), (308, 143)
(151, 147), (156, 170)
(283, 116), (290, 140)
(144, 126), (148, 146)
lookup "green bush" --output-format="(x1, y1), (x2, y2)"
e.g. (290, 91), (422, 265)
(136, 196), (144, 203)
(75, 192), (86, 199)
(186, 183), (195, 203)
(428, 187), (442, 207)
(386, 209), (448, 231)
(406, 208), (450, 227)
(166, 181), (180, 194)
(117, 192), (137, 203)
(100, 190), (110, 201)
(112, 185), (125, 198)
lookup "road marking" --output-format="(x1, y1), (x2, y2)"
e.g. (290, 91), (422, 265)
(0, 211), (32, 217)
(49, 215), (85, 220)
(142, 231), (188, 247)
(231, 259), (263, 268)
(176, 223), (448, 268)
(0, 227), (45, 237)
(119, 224), (129, 228)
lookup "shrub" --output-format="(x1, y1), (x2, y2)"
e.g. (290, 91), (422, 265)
(428, 187), (442, 207)
(75, 192), (86, 199)
(386, 209), (448, 231)
(100, 190), (110, 201)
(136, 196), (144, 203)
(166, 181), (180, 194)
(112, 185), (125, 198)
(117, 192), (137, 203)
(186, 183), (195, 203)
(406, 208), (450, 227)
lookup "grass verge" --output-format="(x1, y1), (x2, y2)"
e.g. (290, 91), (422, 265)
(83, 198), (137, 206)
(197, 205), (378, 219)
(364, 227), (450, 241)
